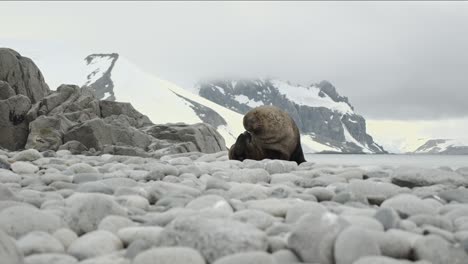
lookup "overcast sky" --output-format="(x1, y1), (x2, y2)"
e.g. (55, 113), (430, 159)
(1, 1), (468, 121)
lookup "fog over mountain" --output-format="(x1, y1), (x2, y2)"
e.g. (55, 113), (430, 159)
(1, 1), (467, 121)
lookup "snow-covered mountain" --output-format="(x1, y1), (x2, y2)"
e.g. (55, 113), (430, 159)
(12, 45), (384, 153)
(82, 55), (388, 153)
(198, 79), (386, 154)
(408, 139), (468, 154)
(6, 39), (464, 155)
(80, 54), (245, 147)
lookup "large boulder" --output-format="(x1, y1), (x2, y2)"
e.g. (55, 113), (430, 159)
(145, 123), (227, 153)
(438, 188), (468, 203)
(0, 230), (24, 264)
(17, 231), (65, 256)
(0, 48), (49, 104)
(99, 100), (152, 128)
(64, 193), (127, 235)
(58, 140), (89, 154)
(0, 95), (32, 150)
(288, 212), (350, 264)
(155, 215), (268, 263)
(347, 179), (402, 202)
(0, 206), (63, 238)
(25, 115), (74, 151)
(67, 230), (123, 260)
(64, 118), (152, 151)
(334, 226), (381, 264)
(381, 194), (438, 217)
(0, 80), (15, 100)
(413, 235), (468, 264)
(27, 85), (100, 123)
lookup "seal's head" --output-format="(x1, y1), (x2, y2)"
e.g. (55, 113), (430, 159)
(228, 131), (251, 161)
(228, 131), (264, 161)
(243, 112), (262, 133)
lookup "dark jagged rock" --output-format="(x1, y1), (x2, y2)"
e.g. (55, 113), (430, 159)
(0, 48), (50, 103)
(0, 95), (32, 150)
(198, 79), (386, 154)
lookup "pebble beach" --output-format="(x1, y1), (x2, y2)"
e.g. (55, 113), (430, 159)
(1, 148), (468, 264)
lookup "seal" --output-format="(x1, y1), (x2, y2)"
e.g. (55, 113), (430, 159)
(229, 105), (306, 164)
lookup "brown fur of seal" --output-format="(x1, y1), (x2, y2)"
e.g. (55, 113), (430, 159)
(229, 106), (306, 164)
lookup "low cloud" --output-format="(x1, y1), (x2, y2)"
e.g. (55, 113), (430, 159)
(1, 1), (467, 120)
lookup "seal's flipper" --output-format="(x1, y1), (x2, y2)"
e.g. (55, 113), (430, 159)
(290, 140), (306, 164)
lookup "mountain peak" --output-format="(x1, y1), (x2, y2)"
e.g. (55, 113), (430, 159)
(316, 80), (353, 110)
(411, 138), (468, 154)
(80, 56), (385, 153)
(198, 78), (386, 154)
(83, 53), (119, 101)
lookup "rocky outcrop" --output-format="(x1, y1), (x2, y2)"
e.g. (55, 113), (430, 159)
(99, 100), (152, 128)
(23, 85), (226, 156)
(26, 85), (226, 156)
(26, 84), (101, 123)
(0, 81), (15, 100)
(0, 95), (32, 150)
(0, 49), (227, 156)
(145, 123), (227, 154)
(64, 118), (153, 151)
(0, 48), (51, 151)
(198, 79), (386, 154)
(25, 115), (74, 152)
(58, 140), (88, 154)
(0, 48), (50, 103)
(24, 84), (101, 151)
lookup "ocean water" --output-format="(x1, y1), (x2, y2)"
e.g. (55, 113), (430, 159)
(305, 154), (468, 170)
